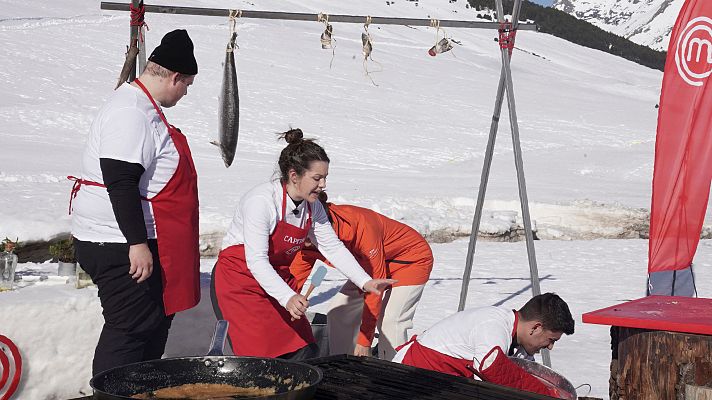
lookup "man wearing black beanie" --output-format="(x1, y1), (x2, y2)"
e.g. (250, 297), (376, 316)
(148, 29), (198, 76)
(70, 29), (201, 376)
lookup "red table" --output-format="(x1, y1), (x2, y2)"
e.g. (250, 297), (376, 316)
(582, 295), (712, 335)
(583, 296), (712, 400)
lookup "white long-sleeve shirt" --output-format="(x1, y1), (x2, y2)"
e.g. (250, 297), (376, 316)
(391, 306), (532, 377)
(222, 181), (372, 307)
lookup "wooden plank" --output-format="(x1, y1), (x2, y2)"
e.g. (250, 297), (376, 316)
(128, 0), (140, 82)
(583, 296), (712, 336)
(99, 2), (538, 31)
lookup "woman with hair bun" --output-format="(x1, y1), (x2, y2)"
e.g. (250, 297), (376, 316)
(211, 128), (396, 360)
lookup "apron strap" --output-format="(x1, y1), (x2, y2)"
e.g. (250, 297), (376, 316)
(67, 175), (105, 215)
(306, 199), (312, 226)
(280, 183), (313, 225)
(281, 183), (288, 222)
(133, 79), (171, 130)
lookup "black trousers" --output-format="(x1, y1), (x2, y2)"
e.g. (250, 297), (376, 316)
(74, 239), (174, 376)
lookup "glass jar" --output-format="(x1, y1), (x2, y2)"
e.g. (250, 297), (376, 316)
(75, 264), (94, 289)
(0, 242), (18, 291)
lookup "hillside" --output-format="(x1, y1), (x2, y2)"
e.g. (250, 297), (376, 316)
(469, 0), (668, 70)
(553, 0), (682, 51)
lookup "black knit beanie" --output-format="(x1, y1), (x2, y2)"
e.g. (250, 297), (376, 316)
(148, 29), (198, 75)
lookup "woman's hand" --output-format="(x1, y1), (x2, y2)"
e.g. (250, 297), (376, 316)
(353, 344), (371, 357)
(363, 279), (397, 296)
(286, 294), (309, 320)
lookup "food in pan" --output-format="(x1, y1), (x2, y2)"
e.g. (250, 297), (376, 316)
(131, 382), (277, 399)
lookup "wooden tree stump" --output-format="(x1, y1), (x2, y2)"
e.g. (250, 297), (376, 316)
(614, 327), (712, 399)
(687, 385), (712, 400)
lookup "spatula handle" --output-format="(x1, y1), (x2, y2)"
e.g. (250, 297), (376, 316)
(305, 283), (316, 299)
(206, 320), (229, 356)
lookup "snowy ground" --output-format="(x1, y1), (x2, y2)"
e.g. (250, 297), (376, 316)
(0, 0), (707, 399)
(8, 239), (712, 399)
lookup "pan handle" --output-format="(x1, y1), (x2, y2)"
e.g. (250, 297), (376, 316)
(206, 320), (229, 356)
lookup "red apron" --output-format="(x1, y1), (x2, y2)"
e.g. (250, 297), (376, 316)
(398, 336), (475, 378)
(397, 311), (519, 378)
(213, 186), (315, 357)
(68, 79), (200, 316)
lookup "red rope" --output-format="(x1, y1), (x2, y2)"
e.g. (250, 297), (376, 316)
(130, 2), (149, 43)
(129, 2), (145, 27)
(498, 22), (517, 56)
(67, 176), (106, 215)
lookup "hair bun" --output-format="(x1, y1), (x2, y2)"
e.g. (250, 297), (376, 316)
(283, 128), (304, 144)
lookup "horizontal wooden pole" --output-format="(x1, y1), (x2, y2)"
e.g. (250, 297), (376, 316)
(100, 2), (538, 31)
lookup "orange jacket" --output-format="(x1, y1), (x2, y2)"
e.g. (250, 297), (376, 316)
(291, 203), (433, 347)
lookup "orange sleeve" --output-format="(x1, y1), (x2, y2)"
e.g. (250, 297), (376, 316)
(289, 248), (326, 293)
(352, 212), (389, 347)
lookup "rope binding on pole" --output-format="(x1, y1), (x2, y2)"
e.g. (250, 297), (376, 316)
(498, 21), (517, 56)
(226, 9), (241, 53)
(130, 1), (149, 43)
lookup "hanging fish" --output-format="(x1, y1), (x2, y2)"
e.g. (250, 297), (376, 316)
(361, 30), (381, 86)
(362, 32), (372, 59)
(321, 23), (333, 49)
(212, 31), (240, 168)
(115, 38), (139, 89)
(428, 37), (453, 57)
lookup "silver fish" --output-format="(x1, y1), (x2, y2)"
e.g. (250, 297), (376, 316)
(214, 32), (239, 168)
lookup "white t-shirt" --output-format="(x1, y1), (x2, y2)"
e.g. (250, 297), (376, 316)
(222, 181), (372, 307)
(71, 84), (179, 243)
(392, 306), (532, 377)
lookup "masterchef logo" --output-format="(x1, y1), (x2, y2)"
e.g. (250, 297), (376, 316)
(675, 16), (712, 87)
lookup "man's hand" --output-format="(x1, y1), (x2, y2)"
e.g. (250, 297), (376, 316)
(128, 243), (153, 283)
(286, 294), (308, 320)
(353, 344), (371, 357)
(363, 279), (398, 296)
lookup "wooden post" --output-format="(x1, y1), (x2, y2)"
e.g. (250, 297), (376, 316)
(137, 0), (146, 75)
(100, 2), (538, 31)
(613, 327), (712, 399)
(129, 0), (141, 82)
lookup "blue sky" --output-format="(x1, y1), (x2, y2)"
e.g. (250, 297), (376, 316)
(530, 0), (554, 6)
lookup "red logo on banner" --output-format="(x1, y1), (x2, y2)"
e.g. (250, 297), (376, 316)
(675, 16), (712, 86)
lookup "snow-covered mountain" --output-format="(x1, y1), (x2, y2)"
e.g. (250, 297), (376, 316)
(553, 0), (683, 51)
